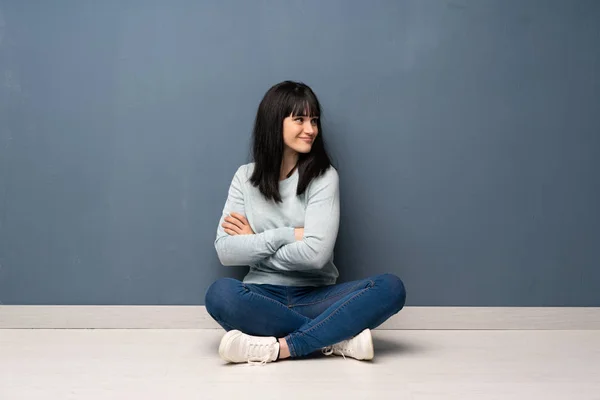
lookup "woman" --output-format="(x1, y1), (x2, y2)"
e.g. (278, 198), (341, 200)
(205, 81), (406, 365)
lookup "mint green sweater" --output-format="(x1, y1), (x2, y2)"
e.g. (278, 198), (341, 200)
(214, 163), (340, 286)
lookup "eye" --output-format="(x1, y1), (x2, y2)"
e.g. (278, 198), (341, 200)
(294, 117), (303, 123)
(311, 118), (318, 125)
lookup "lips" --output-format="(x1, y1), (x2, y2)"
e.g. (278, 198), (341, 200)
(299, 137), (313, 143)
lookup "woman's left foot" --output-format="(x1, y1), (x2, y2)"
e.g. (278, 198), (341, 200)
(219, 330), (280, 365)
(323, 329), (374, 360)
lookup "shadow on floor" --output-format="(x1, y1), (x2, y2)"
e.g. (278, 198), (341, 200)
(372, 334), (427, 357)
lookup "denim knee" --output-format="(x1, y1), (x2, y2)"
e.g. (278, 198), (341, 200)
(376, 273), (407, 313)
(205, 278), (241, 318)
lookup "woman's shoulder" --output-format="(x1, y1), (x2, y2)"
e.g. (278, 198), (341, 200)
(317, 165), (339, 182)
(230, 163), (255, 187)
(323, 165), (339, 180)
(306, 165), (339, 193)
(233, 162), (255, 178)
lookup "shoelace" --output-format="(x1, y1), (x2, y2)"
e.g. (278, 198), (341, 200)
(322, 345), (347, 360)
(247, 342), (276, 366)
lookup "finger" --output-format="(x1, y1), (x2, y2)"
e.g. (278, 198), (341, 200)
(222, 222), (241, 234)
(226, 213), (245, 225)
(230, 212), (248, 225)
(224, 228), (237, 236)
(224, 216), (244, 230)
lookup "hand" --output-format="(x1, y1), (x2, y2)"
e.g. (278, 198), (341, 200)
(294, 227), (304, 241)
(223, 212), (255, 236)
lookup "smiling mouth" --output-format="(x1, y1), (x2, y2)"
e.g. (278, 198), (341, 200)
(300, 137), (313, 143)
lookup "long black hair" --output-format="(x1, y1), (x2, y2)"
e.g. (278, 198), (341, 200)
(250, 81), (333, 203)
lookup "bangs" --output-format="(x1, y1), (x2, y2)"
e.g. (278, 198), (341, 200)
(286, 92), (321, 118)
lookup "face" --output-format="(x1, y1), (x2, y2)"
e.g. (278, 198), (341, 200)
(282, 114), (319, 154)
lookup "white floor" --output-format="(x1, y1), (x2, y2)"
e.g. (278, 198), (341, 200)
(0, 329), (599, 400)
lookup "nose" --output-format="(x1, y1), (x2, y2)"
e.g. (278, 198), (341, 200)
(304, 121), (315, 135)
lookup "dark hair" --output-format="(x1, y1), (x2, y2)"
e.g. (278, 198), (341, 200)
(250, 81), (333, 203)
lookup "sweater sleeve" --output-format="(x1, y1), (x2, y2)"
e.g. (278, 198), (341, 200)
(214, 166), (296, 266)
(261, 167), (340, 271)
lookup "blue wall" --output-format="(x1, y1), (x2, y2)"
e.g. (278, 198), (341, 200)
(0, 0), (598, 306)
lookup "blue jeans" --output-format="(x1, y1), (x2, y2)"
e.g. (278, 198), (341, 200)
(204, 273), (406, 357)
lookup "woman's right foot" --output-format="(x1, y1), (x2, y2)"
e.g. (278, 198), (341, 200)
(218, 330), (280, 365)
(323, 329), (374, 360)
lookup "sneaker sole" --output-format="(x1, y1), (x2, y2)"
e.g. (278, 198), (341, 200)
(218, 330), (241, 363)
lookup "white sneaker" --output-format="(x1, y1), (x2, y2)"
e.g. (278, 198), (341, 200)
(218, 330), (280, 365)
(323, 329), (374, 360)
